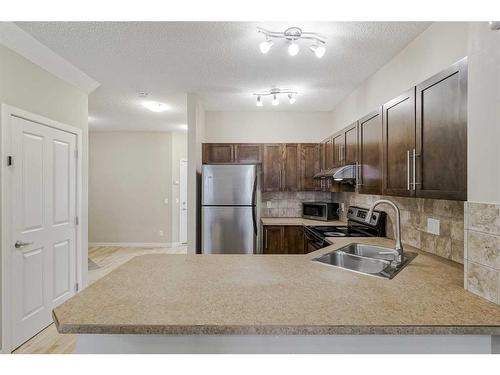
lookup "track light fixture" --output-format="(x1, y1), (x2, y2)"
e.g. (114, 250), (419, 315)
(253, 88), (298, 107)
(257, 26), (326, 58)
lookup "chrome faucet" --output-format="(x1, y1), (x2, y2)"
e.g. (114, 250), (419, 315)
(366, 199), (403, 266)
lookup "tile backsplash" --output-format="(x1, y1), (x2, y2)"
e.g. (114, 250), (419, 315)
(331, 192), (465, 264)
(465, 202), (500, 305)
(260, 191), (331, 218)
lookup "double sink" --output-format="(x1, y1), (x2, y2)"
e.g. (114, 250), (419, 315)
(313, 243), (417, 279)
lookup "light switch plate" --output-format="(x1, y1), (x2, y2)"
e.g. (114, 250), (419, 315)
(164, 198), (169, 205)
(427, 218), (440, 235)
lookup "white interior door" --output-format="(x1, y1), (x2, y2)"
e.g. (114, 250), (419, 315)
(9, 115), (77, 350)
(179, 159), (188, 244)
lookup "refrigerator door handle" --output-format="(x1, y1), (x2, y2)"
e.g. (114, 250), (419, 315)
(251, 173), (258, 236)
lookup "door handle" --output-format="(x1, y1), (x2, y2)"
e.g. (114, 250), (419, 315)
(15, 240), (33, 249)
(407, 150), (411, 190)
(412, 148), (420, 190)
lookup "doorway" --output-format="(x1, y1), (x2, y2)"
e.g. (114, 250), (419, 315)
(179, 159), (188, 244)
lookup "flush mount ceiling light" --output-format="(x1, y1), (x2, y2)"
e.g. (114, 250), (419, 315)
(253, 88), (298, 107)
(141, 100), (170, 113)
(257, 26), (327, 58)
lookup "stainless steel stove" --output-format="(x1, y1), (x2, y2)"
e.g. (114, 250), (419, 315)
(304, 206), (386, 251)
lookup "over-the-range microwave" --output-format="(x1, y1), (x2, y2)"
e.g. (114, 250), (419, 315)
(302, 202), (339, 222)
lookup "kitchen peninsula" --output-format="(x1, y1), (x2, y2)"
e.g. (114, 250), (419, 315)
(53, 237), (500, 354)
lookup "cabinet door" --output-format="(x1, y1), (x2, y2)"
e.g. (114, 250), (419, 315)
(202, 144), (233, 164)
(344, 123), (358, 165)
(332, 133), (345, 167)
(282, 144), (300, 191)
(415, 58), (467, 201)
(300, 144), (321, 191)
(263, 226), (284, 254)
(283, 226), (304, 254)
(382, 89), (416, 197)
(234, 144), (261, 164)
(262, 144), (283, 192)
(323, 137), (334, 170)
(358, 108), (383, 195)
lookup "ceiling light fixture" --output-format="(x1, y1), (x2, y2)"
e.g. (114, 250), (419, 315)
(257, 26), (326, 58)
(142, 100), (169, 113)
(253, 88), (298, 107)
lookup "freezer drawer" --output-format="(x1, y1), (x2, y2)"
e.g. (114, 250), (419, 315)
(202, 206), (256, 254)
(202, 164), (256, 206)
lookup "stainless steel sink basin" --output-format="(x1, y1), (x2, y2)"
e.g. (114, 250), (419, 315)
(313, 243), (417, 279)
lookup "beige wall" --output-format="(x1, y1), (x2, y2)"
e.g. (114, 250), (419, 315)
(89, 132), (178, 244)
(330, 22), (469, 133)
(170, 131), (188, 244)
(205, 111), (332, 143)
(467, 22), (500, 205)
(0, 44), (89, 350)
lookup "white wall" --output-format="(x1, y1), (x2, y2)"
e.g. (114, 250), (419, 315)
(205, 111), (332, 143)
(330, 22), (469, 132)
(187, 94), (205, 254)
(88, 131), (188, 245)
(170, 131), (188, 244)
(467, 23), (500, 204)
(0, 44), (88, 351)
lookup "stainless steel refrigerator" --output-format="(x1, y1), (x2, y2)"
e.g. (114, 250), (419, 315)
(201, 164), (257, 254)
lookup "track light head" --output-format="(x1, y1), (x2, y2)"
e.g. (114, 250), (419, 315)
(310, 43), (326, 58)
(272, 94), (279, 106)
(256, 95), (263, 107)
(259, 39), (274, 54)
(288, 93), (296, 104)
(288, 42), (300, 56)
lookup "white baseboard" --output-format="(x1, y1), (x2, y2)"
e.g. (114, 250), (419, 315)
(88, 242), (177, 248)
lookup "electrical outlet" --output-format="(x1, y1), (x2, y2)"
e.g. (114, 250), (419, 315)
(266, 201), (272, 208)
(164, 198), (169, 205)
(159, 230), (164, 237)
(427, 218), (440, 235)
(340, 203), (345, 211)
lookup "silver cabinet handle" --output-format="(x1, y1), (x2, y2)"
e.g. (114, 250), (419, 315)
(407, 150), (411, 190)
(15, 240), (33, 248)
(412, 148), (420, 190)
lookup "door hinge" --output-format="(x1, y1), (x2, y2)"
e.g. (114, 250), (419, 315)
(74, 149), (78, 159)
(7, 155), (13, 166)
(75, 283), (79, 292)
(75, 216), (79, 225)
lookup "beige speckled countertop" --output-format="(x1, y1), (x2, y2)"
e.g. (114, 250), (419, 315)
(53, 237), (500, 336)
(260, 217), (344, 226)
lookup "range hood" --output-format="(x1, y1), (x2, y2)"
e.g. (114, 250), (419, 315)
(313, 164), (357, 182)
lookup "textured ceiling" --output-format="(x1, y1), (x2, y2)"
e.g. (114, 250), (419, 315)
(16, 22), (430, 131)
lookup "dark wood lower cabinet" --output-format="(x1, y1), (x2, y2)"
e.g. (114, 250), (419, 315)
(283, 226), (304, 254)
(263, 225), (304, 254)
(263, 226), (285, 254)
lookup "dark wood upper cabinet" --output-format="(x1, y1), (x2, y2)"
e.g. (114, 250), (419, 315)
(415, 58), (467, 201)
(202, 143), (233, 164)
(358, 108), (383, 195)
(300, 143), (322, 191)
(263, 226), (284, 254)
(282, 144), (300, 191)
(262, 144), (283, 192)
(332, 133), (345, 167)
(382, 89), (416, 197)
(233, 144), (261, 163)
(323, 137), (334, 170)
(283, 226), (305, 254)
(344, 122), (358, 165)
